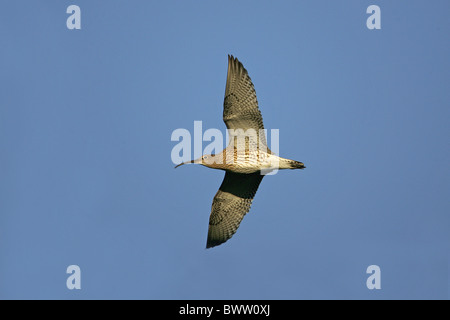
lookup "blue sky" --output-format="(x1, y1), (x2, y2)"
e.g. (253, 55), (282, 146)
(0, 1), (449, 299)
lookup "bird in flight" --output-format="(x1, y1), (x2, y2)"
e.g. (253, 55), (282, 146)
(176, 55), (305, 248)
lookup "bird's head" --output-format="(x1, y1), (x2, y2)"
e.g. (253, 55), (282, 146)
(174, 154), (218, 169)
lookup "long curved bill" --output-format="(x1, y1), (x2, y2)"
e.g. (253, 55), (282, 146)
(174, 159), (196, 169)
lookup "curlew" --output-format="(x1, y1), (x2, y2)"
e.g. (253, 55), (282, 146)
(176, 55), (305, 248)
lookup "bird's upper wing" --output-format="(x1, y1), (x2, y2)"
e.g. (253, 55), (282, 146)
(223, 55), (267, 147)
(206, 171), (264, 248)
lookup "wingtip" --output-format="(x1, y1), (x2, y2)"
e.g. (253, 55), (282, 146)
(206, 233), (233, 249)
(228, 54), (238, 63)
(206, 239), (216, 249)
(205, 242), (219, 249)
(206, 236), (225, 249)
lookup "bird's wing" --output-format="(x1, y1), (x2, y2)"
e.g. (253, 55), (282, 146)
(223, 55), (267, 147)
(206, 171), (264, 248)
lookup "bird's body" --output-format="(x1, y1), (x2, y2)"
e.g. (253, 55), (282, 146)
(196, 147), (305, 174)
(176, 55), (305, 248)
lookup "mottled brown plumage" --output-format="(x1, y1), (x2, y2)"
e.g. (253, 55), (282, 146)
(176, 55), (305, 248)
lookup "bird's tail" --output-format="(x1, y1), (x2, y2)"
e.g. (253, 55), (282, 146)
(289, 160), (306, 169)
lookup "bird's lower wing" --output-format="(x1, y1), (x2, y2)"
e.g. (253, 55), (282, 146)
(206, 171), (264, 248)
